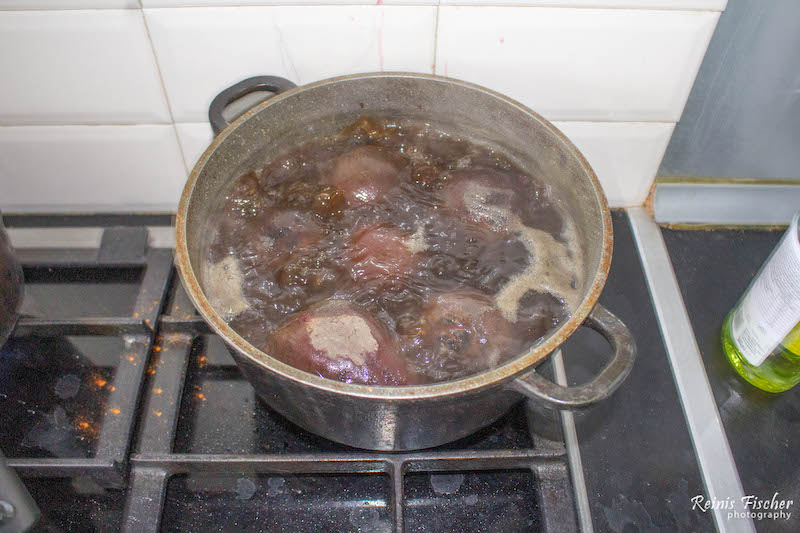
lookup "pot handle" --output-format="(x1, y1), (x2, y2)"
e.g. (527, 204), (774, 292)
(209, 76), (297, 136)
(510, 304), (636, 409)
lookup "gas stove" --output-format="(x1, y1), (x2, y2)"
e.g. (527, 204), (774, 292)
(0, 216), (581, 533)
(8, 210), (760, 532)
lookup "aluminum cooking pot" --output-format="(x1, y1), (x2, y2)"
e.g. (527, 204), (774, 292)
(0, 213), (23, 348)
(176, 73), (636, 451)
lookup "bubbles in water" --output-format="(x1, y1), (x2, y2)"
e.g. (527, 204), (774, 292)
(203, 115), (581, 385)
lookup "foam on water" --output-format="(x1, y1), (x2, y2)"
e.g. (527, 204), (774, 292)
(199, 114), (584, 384)
(202, 255), (250, 319)
(495, 216), (583, 322)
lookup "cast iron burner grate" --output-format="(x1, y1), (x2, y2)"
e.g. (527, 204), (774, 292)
(1, 222), (579, 533)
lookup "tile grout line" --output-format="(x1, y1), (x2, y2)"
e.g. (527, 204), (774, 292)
(436, 3), (725, 11)
(0, 5), (725, 13)
(0, 119), (679, 128)
(626, 207), (755, 533)
(431, 1), (440, 74)
(137, 3), (192, 174)
(552, 349), (594, 533)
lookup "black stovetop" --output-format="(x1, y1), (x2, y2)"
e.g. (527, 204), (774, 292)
(0, 217), (578, 533)
(1, 211), (731, 532)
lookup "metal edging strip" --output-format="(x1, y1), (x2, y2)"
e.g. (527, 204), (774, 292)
(626, 207), (754, 533)
(552, 349), (594, 533)
(8, 226), (176, 250)
(653, 182), (800, 227)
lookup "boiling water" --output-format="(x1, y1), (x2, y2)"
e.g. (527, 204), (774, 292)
(201, 116), (584, 385)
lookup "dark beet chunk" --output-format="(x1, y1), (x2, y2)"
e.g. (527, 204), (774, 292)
(409, 163), (440, 188)
(258, 145), (325, 186)
(441, 168), (563, 235)
(405, 290), (517, 381)
(266, 300), (414, 385)
(425, 135), (471, 166)
(326, 146), (405, 205)
(516, 290), (569, 341)
(471, 238), (530, 294)
(312, 185), (345, 219)
(267, 210), (321, 250)
(226, 208), (322, 285)
(277, 251), (343, 291)
(349, 225), (418, 283)
(208, 115), (575, 387)
(340, 116), (389, 144)
(440, 169), (520, 233)
(215, 172), (272, 231)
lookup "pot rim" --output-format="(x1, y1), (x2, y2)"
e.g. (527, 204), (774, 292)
(175, 72), (613, 401)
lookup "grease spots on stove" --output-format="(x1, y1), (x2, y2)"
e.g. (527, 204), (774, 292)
(602, 494), (656, 532)
(267, 476), (286, 496)
(348, 506), (389, 533)
(666, 479), (691, 530)
(21, 406), (85, 458)
(430, 473), (464, 495)
(54, 374), (81, 399)
(235, 478), (257, 501)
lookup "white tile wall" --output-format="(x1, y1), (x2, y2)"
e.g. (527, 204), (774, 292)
(0, 1), (724, 212)
(145, 6), (437, 122)
(436, 7), (719, 122)
(0, 0), (138, 8)
(439, 0), (726, 8)
(143, 0), (437, 6)
(141, 0), (723, 7)
(175, 122), (214, 173)
(0, 11), (170, 125)
(552, 121), (675, 206)
(0, 125), (185, 212)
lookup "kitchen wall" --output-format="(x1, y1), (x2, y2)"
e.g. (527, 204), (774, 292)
(658, 0), (800, 179)
(0, 0), (724, 213)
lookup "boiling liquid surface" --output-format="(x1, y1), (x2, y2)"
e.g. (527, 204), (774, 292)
(202, 116), (584, 385)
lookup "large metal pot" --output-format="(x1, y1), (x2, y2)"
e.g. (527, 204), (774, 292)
(176, 73), (636, 451)
(0, 213), (23, 348)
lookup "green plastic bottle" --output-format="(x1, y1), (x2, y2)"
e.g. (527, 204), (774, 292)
(721, 213), (800, 393)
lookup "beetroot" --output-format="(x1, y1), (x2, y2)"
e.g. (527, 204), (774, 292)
(206, 115), (574, 386)
(440, 169), (523, 233)
(326, 146), (405, 205)
(349, 225), (419, 283)
(406, 290), (517, 381)
(266, 300), (414, 385)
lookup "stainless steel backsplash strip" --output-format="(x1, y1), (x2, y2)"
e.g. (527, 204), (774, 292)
(653, 181), (800, 227)
(627, 207), (754, 533)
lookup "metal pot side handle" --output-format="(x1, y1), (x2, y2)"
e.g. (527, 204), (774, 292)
(511, 304), (636, 409)
(209, 75), (297, 136)
(0, 451), (40, 531)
